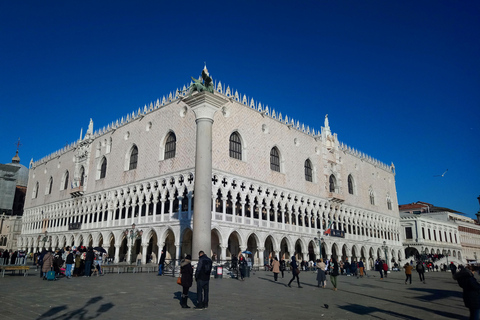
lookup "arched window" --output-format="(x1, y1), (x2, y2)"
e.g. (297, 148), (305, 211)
(99, 157), (107, 179)
(165, 132), (176, 159)
(387, 195), (392, 210)
(129, 145), (138, 170)
(33, 182), (39, 199)
(79, 166), (85, 187)
(329, 175), (336, 192)
(63, 171), (69, 190)
(369, 188), (375, 205)
(229, 132), (242, 160)
(304, 159), (312, 182)
(47, 177), (53, 195)
(270, 147), (280, 172)
(348, 175), (354, 195)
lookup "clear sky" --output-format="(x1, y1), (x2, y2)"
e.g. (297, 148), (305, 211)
(1, 1), (479, 217)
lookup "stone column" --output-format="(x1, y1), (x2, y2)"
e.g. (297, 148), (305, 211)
(184, 92), (227, 260)
(114, 245), (121, 263)
(141, 244), (148, 264)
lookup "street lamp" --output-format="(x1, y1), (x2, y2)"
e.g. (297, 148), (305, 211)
(382, 241), (389, 271)
(314, 231), (324, 260)
(125, 223), (143, 263)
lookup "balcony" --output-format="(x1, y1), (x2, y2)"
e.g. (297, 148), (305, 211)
(70, 186), (84, 198)
(327, 192), (345, 203)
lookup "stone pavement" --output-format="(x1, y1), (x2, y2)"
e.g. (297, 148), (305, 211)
(0, 266), (470, 320)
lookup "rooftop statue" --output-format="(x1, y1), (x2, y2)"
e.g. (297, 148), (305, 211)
(182, 65), (214, 95)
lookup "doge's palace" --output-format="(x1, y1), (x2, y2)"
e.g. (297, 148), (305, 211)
(19, 68), (404, 267)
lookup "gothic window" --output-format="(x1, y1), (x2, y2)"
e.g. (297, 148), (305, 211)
(129, 145), (138, 170)
(304, 159), (313, 182)
(229, 132), (242, 160)
(80, 166), (85, 187)
(369, 188), (375, 205)
(165, 132), (176, 159)
(33, 182), (39, 199)
(270, 147), (280, 172)
(348, 175), (354, 195)
(63, 171), (69, 190)
(329, 175), (336, 192)
(99, 157), (107, 179)
(106, 137), (112, 154)
(47, 177), (53, 195)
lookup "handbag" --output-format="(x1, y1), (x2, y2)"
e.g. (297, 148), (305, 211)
(295, 268), (300, 275)
(177, 276), (182, 285)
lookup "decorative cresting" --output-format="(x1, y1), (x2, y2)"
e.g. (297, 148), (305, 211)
(183, 89), (228, 260)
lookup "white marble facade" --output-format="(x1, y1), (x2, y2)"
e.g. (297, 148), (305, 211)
(19, 77), (404, 266)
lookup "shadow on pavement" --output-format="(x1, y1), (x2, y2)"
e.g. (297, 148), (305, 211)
(36, 296), (114, 320)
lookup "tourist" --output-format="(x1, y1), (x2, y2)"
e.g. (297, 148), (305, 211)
(10, 251), (17, 265)
(74, 251), (82, 277)
(194, 250), (212, 310)
(179, 254), (193, 308)
(453, 265), (480, 320)
(280, 258), (286, 278)
(65, 247), (74, 279)
(329, 257), (339, 291)
(2, 249), (10, 265)
(271, 256), (280, 281)
(316, 259), (327, 288)
(238, 255), (247, 280)
(416, 261), (426, 284)
(358, 259), (365, 278)
(41, 250), (53, 279)
(404, 262), (413, 284)
(158, 250), (166, 276)
(450, 262), (458, 276)
(344, 258), (350, 276)
(351, 260), (358, 278)
(84, 247), (94, 277)
(136, 252), (142, 266)
(287, 255), (302, 288)
(383, 260), (388, 278)
(376, 259), (384, 279)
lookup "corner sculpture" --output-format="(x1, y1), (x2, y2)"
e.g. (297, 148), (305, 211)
(181, 65), (214, 95)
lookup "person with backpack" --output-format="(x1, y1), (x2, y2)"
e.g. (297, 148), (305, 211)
(416, 261), (426, 284)
(194, 251), (212, 310)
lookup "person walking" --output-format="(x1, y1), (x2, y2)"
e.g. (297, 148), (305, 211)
(238, 255), (247, 281)
(316, 259), (327, 288)
(158, 250), (166, 276)
(65, 247), (74, 279)
(271, 257), (280, 281)
(329, 257), (340, 291)
(179, 254), (193, 309)
(376, 259), (384, 279)
(383, 260), (388, 278)
(287, 255), (302, 288)
(453, 265), (480, 320)
(194, 251), (212, 310)
(404, 262), (413, 284)
(416, 261), (426, 284)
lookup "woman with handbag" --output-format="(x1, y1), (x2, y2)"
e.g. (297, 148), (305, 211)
(287, 255), (302, 288)
(271, 257), (280, 281)
(179, 254), (193, 308)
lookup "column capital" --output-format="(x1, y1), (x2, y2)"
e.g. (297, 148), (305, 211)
(183, 91), (228, 121)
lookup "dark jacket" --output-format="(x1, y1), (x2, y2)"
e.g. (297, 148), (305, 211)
(159, 252), (166, 265)
(66, 252), (74, 264)
(290, 257), (298, 272)
(453, 268), (480, 309)
(85, 249), (95, 262)
(180, 259), (194, 288)
(195, 254), (212, 281)
(330, 259), (339, 276)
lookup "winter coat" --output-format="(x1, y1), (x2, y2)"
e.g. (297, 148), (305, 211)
(453, 268), (480, 309)
(330, 259), (339, 276)
(85, 250), (95, 262)
(66, 252), (74, 264)
(404, 264), (413, 275)
(271, 260), (280, 273)
(180, 259), (194, 288)
(41, 252), (54, 273)
(195, 254), (212, 281)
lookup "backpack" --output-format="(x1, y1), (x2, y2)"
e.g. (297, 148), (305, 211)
(416, 264), (424, 272)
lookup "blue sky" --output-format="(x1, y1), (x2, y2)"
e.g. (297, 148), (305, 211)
(1, 1), (479, 217)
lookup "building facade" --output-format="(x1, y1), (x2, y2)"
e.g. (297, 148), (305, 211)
(0, 151), (28, 251)
(399, 201), (479, 265)
(19, 71), (404, 267)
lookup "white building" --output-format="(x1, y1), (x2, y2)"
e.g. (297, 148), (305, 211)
(19, 70), (404, 267)
(399, 201), (479, 265)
